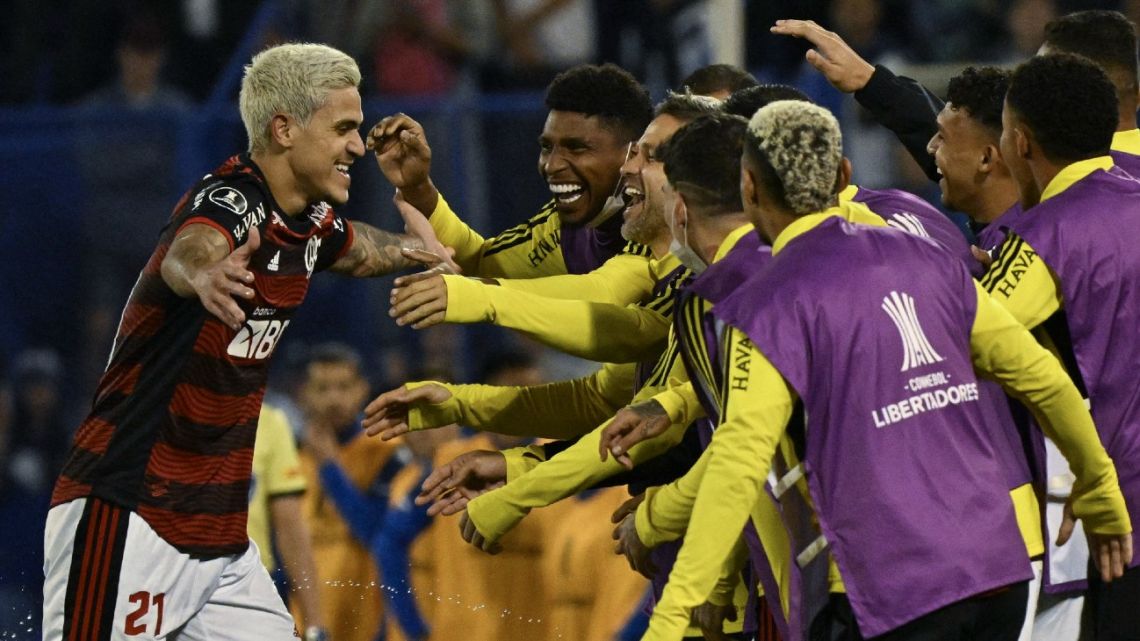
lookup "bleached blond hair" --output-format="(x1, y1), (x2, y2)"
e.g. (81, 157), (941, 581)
(747, 100), (842, 215)
(239, 43), (361, 153)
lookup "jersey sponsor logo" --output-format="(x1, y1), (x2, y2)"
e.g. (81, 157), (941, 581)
(267, 251), (280, 272)
(993, 244), (1037, 298)
(271, 212), (287, 228)
(209, 186), (249, 215)
(730, 334), (753, 391)
(527, 229), (561, 267)
(232, 203), (267, 242)
(886, 212), (931, 238)
(227, 319), (291, 360)
(251, 306), (277, 318)
(881, 290), (944, 372)
(305, 236), (321, 277)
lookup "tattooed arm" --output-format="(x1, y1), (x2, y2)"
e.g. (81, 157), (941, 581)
(330, 221), (427, 277)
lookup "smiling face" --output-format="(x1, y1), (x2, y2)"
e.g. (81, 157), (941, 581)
(619, 114), (685, 246)
(288, 86), (365, 207)
(538, 110), (631, 226)
(927, 104), (995, 214)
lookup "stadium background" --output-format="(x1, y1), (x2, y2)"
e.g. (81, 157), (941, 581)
(0, 0), (1134, 638)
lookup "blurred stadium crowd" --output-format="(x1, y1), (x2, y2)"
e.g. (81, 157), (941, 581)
(2, 0), (1140, 639)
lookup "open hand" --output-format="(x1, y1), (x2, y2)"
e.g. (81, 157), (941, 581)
(417, 449), (507, 516)
(362, 383), (453, 439)
(191, 226), (261, 330)
(770, 19), (875, 93)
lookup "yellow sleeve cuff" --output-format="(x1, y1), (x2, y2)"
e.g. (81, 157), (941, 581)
(441, 275), (495, 324)
(405, 381), (463, 431)
(652, 382), (705, 426)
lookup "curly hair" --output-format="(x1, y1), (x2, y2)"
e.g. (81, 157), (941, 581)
(1007, 54), (1116, 163)
(722, 84), (812, 119)
(658, 113), (748, 215)
(545, 63), (653, 141)
(945, 66), (1010, 137)
(680, 64), (758, 97)
(1044, 10), (1138, 92)
(744, 101), (842, 215)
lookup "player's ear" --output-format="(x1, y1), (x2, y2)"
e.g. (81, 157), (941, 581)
(741, 167), (758, 207)
(268, 113), (294, 150)
(834, 157), (852, 194)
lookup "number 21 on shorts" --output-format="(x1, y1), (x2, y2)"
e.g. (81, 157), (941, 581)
(125, 591), (165, 636)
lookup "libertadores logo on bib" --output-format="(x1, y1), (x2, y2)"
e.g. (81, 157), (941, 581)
(881, 290), (944, 372)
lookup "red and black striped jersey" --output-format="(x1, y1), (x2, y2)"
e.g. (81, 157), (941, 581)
(52, 153), (354, 556)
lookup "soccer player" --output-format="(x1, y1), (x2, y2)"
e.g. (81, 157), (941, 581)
(42, 43), (438, 640)
(986, 53), (1140, 640)
(383, 93), (721, 363)
(364, 93), (724, 444)
(771, 10), (1140, 183)
(371, 63), (655, 295)
(723, 84), (973, 265)
(370, 105), (755, 640)
(641, 99), (1131, 641)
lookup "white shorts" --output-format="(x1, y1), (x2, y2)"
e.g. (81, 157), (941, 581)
(43, 497), (296, 640)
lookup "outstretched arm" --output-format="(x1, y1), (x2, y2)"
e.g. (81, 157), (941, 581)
(161, 224), (260, 330)
(771, 19), (942, 182)
(328, 221), (428, 277)
(388, 273), (670, 361)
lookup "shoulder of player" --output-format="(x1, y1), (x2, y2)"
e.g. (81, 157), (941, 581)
(185, 172), (269, 220)
(485, 200), (561, 253)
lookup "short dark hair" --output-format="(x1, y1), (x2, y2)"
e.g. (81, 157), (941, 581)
(660, 113), (748, 215)
(945, 66), (1010, 136)
(545, 63), (653, 141)
(1044, 10), (1138, 93)
(1007, 54), (1116, 163)
(654, 90), (723, 121)
(721, 84), (812, 119)
(306, 342), (364, 372)
(681, 63), (758, 96)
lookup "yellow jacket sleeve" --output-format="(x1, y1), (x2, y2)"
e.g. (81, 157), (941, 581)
(969, 281), (1130, 535)
(406, 363), (635, 439)
(465, 417), (690, 545)
(498, 251), (657, 305)
(643, 337), (795, 641)
(651, 382), (706, 428)
(980, 233), (1062, 330)
(636, 447), (709, 548)
(442, 274), (670, 362)
(428, 195), (568, 279)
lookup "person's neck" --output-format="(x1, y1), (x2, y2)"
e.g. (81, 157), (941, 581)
(691, 211), (750, 264)
(648, 235), (671, 260)
(971, 175), (1020, 224)
(1117, 102), (1138, 132)
(250, 149), (308, 216)
(1023, 158), (1068, 209)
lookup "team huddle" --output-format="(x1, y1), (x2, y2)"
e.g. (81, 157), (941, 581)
(40, 8), (1140, 641)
